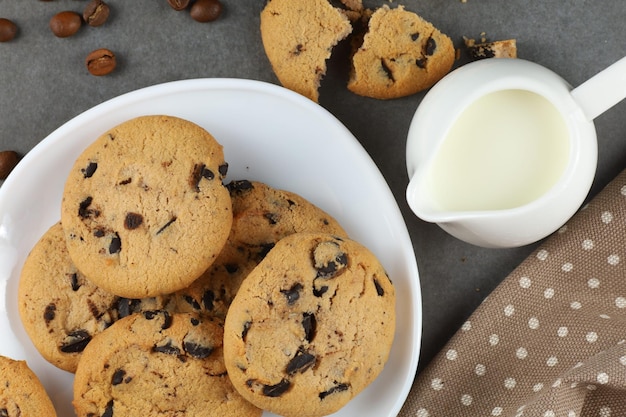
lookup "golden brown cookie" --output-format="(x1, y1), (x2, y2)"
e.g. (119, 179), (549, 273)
(172, 180), (347, 319)
(0, 355), (58, 417)
(260, 0), (353, 102)
(223, 232), (395, 417)
(348, 5), (455, 99)
(72, 311), (261, 417)
(18, 222), (174, 373)
(60, 115), (232, 298)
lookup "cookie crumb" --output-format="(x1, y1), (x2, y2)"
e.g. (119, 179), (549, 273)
(464, 37), (517, 60)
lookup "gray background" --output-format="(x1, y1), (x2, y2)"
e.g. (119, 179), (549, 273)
(1, 0), (625, 395)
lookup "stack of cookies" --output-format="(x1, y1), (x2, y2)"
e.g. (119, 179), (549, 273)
(16, 115), (396, 417)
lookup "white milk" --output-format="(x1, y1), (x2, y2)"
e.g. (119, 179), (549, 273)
(427, 89), (570, 211)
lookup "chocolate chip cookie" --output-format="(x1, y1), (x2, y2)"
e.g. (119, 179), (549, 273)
(260, 0), (353, 102)
(0, 355), (58, 417)
(172, 180), (347, 319)
(223, 232), (395, 417)
(60, 115), (232, 298)
(18, 222), (174, 373)
(348, 5), (455, 99)
(73, 311), (261, 417)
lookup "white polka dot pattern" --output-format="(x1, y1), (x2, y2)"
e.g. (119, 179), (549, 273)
(400, 172), (626, 417)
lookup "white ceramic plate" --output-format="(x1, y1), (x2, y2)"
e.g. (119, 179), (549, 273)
(0, 79), (421, 417)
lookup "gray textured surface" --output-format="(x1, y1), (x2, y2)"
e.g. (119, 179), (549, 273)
(1, 0), (625, 384)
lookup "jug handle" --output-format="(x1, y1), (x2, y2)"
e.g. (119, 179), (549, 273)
(571, 56), (626, 121)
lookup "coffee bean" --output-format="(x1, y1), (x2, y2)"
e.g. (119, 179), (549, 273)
(85, 48), (116, 76)
(0, 150), (19, 179)
(189, 0), (223, 23)
(83, 0), (110, 27)
(0, 18), (18, 42)
(168, 0), (190, 11)
(49, 11), (82, 38)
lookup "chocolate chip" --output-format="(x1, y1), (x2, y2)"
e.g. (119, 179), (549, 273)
(241, 320), (251, 341)
(116, 298), (140, 318)
(44, 303), (56, 324)
(190, 317), (200, 326)
(191, 163), (215, 191)
(257, 242), (275, 259)
(190, 0), (223, 23)
(102, 400), (114, 417)
(227, 179), (254, 193)
(0, 408), (8, 417)
(0, 150), (19, 179)
(202, 290), (215, 311)
(83, 0), (110, 27)
(280, 283), (303, 305)
(143, 310), (172, 329)
(416, 58), (426, 69)
(124, 212), (143, 230)
(111, 369), (126, 385)
(319, 383), (349, 400)
(224, 264), (238, 274)
(108, 233), (121, 254)
(153, 340), (181, 356)
(218, 163), (229, 177)
(425, 37), (436, 56)
(184, 341), (213, 359)
(262, 379), (291, 397)
(0, 18), (18, 42)
(69, 273), (81, 291)
(49, 11), (82, 38)
(373, 278), (384, 296)
(78, 196), (98, 219)
(313, 285), (328, 297)
(286, 348), (316, 374)
(118, 178), (132, 185)
(60, 330), (92, 353)
(411, 32), (419, 41)
(380, 59), (394, 82)
(302, 312), (316, 343)
(156, 216), (177, 235)
(94, 228), (105, 237)
(183, 295), (201, 310)
(264, 212), (279, 225)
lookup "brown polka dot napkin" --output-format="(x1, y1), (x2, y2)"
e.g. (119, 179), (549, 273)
(400, 169), (626, 417)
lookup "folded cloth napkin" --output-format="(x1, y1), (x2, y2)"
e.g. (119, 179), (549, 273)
(400, 168), (626, 417)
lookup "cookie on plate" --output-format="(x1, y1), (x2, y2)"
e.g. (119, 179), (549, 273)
(172, 180), (347, 319)
(18, 221), (174, 373)
(348, 5), (455, 99)
(260, 0), (353, 102)
(223, 232), (395, 417)
(72, 310), (262, 417)
(60, 115), (232, 298)
(0, 355), (58, 417)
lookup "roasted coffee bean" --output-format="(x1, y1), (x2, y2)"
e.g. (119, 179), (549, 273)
(83, 0), (110, 27)
(49, 11), (82, 38)
(190, 0), (223, 23)
(85, 48), (116, 76)
(0, 18), (18, 43)
(168, 0), (190, 11)
(0, 150), (19, 179)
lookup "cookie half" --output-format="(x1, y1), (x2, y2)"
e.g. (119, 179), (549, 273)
(18, 222), (173, 372)
(223, 232), (396, 417)
(60, 115), (232, 298)
(172, 180), (348, 319)
(260, 0), (353, 102)
(0, 355), (58, 417)
(348, 5), (455, 99)
(72, 311), (261, 417)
